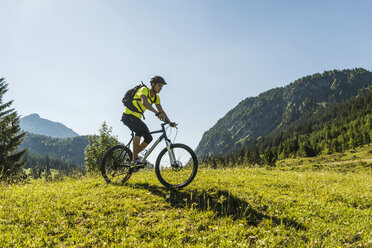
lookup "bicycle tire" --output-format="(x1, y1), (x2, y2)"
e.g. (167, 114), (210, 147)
(101, 145), (133, 184)
(155, 143), (198, 189)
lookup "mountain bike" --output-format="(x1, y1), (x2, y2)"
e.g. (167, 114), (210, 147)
(100, 122), (198, 189)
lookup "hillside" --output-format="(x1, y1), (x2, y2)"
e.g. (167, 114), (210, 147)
(196, 68), (372, 158)
(1, 148), (371, 247)
(202, 87), (372, 167)
(19, 132), (90, 166)
(20, 113), (79, 138)
(252, 87), (372, 158)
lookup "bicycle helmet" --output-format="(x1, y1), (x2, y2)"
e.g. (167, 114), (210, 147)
(150, 75), (167, 85)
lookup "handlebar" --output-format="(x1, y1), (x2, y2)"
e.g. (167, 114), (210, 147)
(161, 122), (174, 128)
(161, 121), (177, 128)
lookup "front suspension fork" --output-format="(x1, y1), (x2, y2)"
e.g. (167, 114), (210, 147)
(165, 139), (176, 165)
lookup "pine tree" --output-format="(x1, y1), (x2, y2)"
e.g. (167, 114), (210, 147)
(0, 78), (26, 181)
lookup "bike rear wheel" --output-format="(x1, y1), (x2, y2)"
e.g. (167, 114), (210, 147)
(101, 145), (132, 184)
(155, 143), (198, 189)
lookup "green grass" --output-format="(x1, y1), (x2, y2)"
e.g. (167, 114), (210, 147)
(1, 147), (372, 247)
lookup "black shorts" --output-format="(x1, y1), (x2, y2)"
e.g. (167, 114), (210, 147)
(121, 113), (153, 143)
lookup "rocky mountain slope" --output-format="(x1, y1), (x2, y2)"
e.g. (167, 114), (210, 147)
(195, 68), (372, 158)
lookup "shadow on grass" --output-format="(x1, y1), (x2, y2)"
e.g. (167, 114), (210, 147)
(127, 182), (306, 230)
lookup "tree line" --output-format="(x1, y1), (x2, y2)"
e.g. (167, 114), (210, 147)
(23, 152), (85, 180)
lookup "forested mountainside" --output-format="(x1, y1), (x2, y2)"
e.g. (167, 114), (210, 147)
(196, 68), (372, 158)
(19, 132), (90, 166)
(202, 88), (372, 167)
(20, 113), (79, 138)
(250, 87), (372, 158)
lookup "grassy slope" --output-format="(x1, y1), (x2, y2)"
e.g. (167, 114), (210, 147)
(1, 146), (371, 247)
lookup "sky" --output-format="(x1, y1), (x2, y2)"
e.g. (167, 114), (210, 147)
(1, 0), (372, 157)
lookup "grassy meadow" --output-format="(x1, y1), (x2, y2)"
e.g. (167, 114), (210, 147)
(1, 145), (371, 247)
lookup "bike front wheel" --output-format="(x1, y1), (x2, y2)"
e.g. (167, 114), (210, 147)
(101, 145), (132, 184)
(155, 143), (198, 189)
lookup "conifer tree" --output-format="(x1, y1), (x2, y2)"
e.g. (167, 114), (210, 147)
(0, 78), (26, 181)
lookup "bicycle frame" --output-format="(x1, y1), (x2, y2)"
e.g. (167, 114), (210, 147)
(124, 123), (176, 165)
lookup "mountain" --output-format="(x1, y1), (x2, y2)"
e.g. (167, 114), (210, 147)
(196, 68), (372, 158)
(19, 114), (87, 167)
(20, 113), (79, 138)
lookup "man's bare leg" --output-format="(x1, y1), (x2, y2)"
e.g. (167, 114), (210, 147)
(132, 136), (149, 161)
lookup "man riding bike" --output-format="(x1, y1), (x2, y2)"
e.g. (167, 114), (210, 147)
(121, 75), (177, 167)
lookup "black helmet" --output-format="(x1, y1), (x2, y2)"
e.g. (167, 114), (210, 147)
(150, 75), (167, 85)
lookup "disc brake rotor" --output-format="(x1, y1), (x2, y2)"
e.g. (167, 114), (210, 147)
(172, 161), (183, 171)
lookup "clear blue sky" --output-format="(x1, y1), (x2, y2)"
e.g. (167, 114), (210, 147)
(1, 0), (372, 154)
